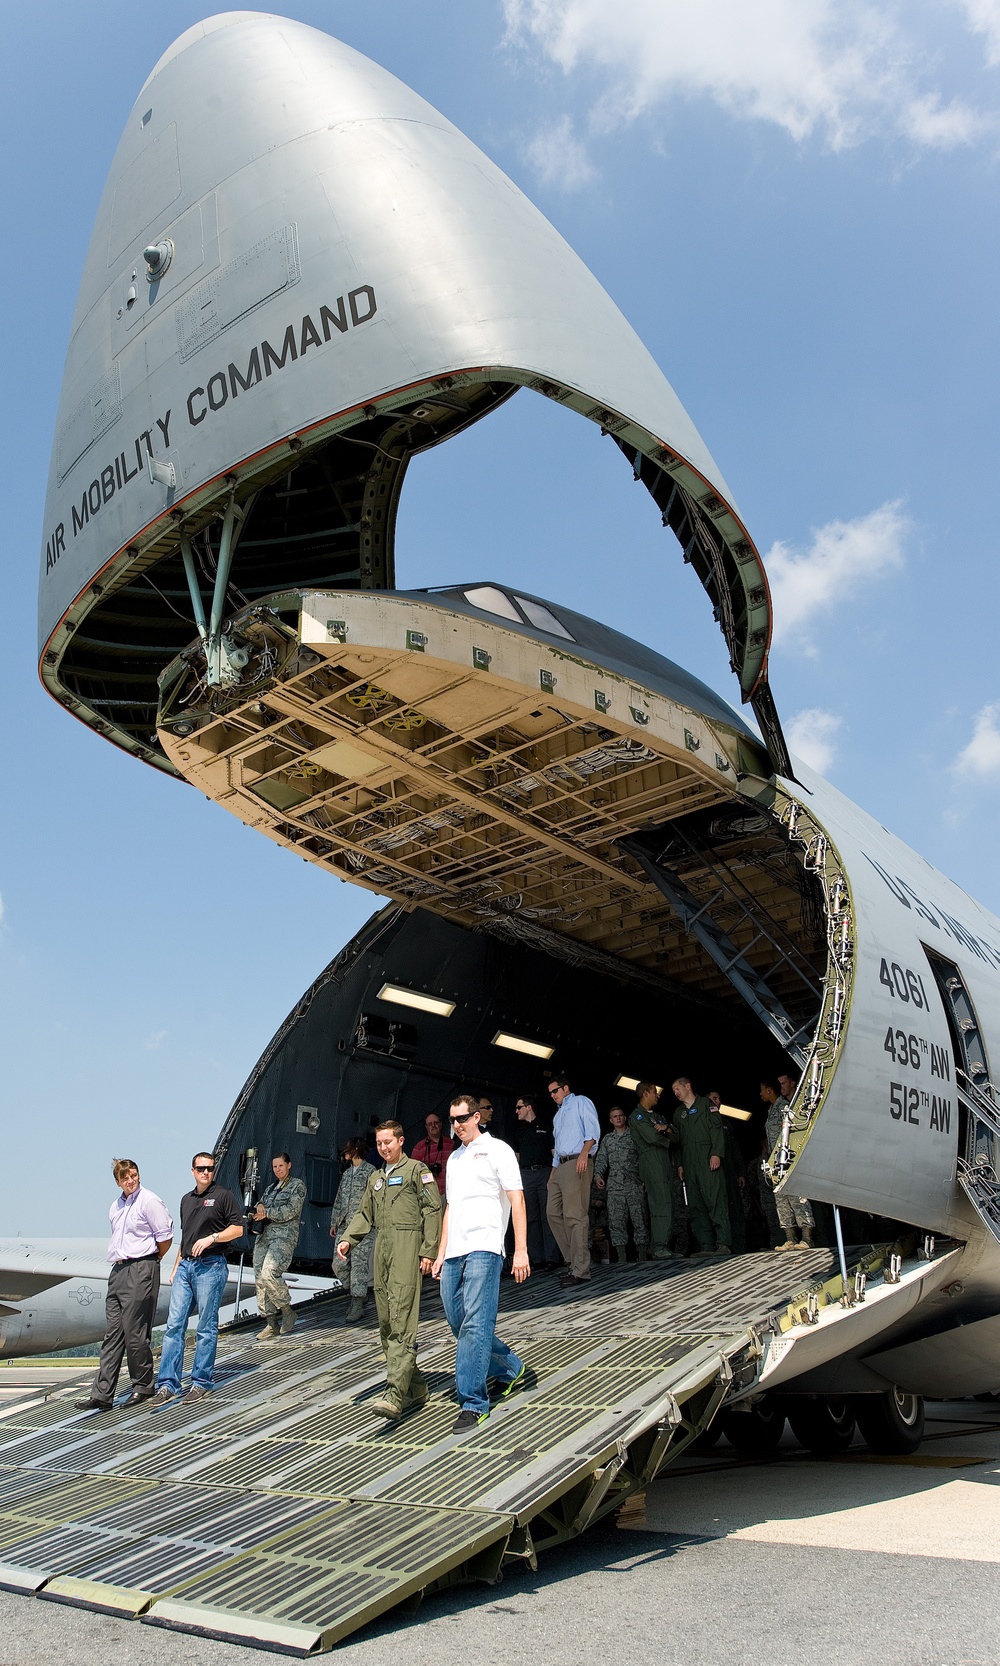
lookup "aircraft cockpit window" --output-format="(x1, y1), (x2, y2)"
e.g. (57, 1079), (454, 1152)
(515, 597), (575, 640)
(463, 586), (523, 622)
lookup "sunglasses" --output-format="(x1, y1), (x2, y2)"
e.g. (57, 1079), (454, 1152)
(450, 1111), (477, 1124)
(193, 1164), (216, 1173)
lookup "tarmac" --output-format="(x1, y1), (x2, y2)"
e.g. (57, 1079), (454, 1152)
(1, 1397), (997, 1666)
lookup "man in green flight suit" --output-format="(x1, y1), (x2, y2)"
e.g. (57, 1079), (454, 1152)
(337, 1119), (443, 1420)
(670, 1078), (732, 1255)
(628, 1082), (675, 1258)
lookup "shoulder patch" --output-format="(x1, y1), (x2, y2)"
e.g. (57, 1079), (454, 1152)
(375, 1178), (384, 1190)
(421, 1174), (435, 1184)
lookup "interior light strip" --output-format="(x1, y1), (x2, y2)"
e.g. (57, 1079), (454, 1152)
(615, 1075), (663, 1094)
(377, 984), (456, 1018)
(492, 1031), (554, 1060)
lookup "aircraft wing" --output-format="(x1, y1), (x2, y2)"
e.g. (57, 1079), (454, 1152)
(0, 1239), (112, 1301)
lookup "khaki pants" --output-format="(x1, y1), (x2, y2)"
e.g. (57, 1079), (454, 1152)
(546, 1159), (593, 1278)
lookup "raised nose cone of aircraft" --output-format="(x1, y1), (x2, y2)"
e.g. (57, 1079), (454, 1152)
(39, 11), (784, 775)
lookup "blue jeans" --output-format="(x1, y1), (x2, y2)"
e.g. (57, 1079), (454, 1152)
(156, 1255), (228, 1393)
(440, 1252), (522, 1417)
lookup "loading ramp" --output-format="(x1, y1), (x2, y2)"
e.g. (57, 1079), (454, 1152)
(0, 1243), (950, 1654)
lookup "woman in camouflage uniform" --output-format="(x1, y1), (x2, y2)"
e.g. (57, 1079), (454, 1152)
(330, 1139), (376, 1322)
(252, 1153), (307, 1339)
(594, 1106), (650, 1263)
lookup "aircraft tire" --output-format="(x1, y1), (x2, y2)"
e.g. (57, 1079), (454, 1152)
(720, 1401), (786, 1453)
(787, 1395), (857, 1454)
(852, 1388), (924, 1454)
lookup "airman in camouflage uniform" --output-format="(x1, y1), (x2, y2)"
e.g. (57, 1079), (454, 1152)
(253, 1154), (307, 1339)
(330, 1140), (376, 1322)
(338, 1120), (442, 1419)
(761, 1081), (815, 1248)
(594, 1106), (650, 1262)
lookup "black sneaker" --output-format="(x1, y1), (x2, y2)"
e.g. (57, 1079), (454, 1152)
(452, 1409), (488, 1433)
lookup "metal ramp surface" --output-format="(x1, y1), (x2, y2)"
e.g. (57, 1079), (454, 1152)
(0, 1249), (908, 1652)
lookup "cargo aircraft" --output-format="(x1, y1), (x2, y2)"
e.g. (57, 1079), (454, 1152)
(36, 14), (1000, 1459)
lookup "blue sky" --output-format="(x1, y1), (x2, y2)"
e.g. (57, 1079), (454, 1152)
(3, 1), (1000, 1234)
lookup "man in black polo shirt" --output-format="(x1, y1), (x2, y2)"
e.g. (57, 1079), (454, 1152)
(149, 1152), (244, 1407)
(513, 1094), (560, 1270)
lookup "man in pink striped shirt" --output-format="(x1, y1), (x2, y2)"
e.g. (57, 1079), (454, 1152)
(75, 1159), (173, 1412)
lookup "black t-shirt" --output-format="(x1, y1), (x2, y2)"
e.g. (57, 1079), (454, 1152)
(179, 1183), (242, 1257)
(513, 1118), (554, 1168)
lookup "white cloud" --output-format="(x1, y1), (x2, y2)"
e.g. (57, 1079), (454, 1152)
(504, 0), (995, 156)
(143, 1029), (168, 1051)
(787, 708), (843, 774)
(961, 0), (1000, 66)
(953, 702), (1000, 780)
(522, 114), (595, 188)
(765, 500), (909, 651)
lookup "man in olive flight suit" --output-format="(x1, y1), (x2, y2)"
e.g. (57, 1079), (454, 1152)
(628, 1082), (675, 1258)
(337, 1119), (443, 1419)
(670, 1077), (732, 1255)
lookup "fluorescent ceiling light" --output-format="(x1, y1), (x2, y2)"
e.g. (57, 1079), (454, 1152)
(615, 1076), (663, 1094)
(718, 1103), (752, 1122)
(377, 984), (455, 1018)
(492, 1031), (554, 1060)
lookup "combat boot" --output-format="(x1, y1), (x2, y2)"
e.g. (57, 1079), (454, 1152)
(344, 1297), (366, 1324)
(371, 1391), (403, 1420)
(800, 1228), (815, 1248)
(279, 1306), (296, 1335)
(774, 1230), (798, 1252)
(257, 1320), (279, 1341)
(636, 1246), (650, 1261)
(403, 1377), (429, 1410)
(610, 1245), (626, 1265)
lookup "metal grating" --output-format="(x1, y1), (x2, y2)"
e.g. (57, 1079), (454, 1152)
(0, 1248), (903, 1652)
(148, 1499), (511, 1651)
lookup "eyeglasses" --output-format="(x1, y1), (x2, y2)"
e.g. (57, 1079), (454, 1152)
(450, 1111), (476, 1124)
(479, 1103), (493, 1112)
(193, 1164), (216, 1174)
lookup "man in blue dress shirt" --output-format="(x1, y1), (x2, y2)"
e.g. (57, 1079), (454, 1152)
(546, 1075), (601, 1285)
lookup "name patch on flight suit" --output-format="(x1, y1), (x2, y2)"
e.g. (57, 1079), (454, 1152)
(387, 1177), (403, 1186)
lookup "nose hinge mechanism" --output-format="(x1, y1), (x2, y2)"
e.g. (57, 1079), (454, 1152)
(179, 489), (251, 687)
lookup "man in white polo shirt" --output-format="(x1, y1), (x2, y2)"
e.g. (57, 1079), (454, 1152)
(432, 1093), (530, 1432)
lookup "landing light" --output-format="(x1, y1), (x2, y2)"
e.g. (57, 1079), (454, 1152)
(492, 1031), (554, 1060)
(615, 1075), (663, 1094)
(377, 984), (455, 1018)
